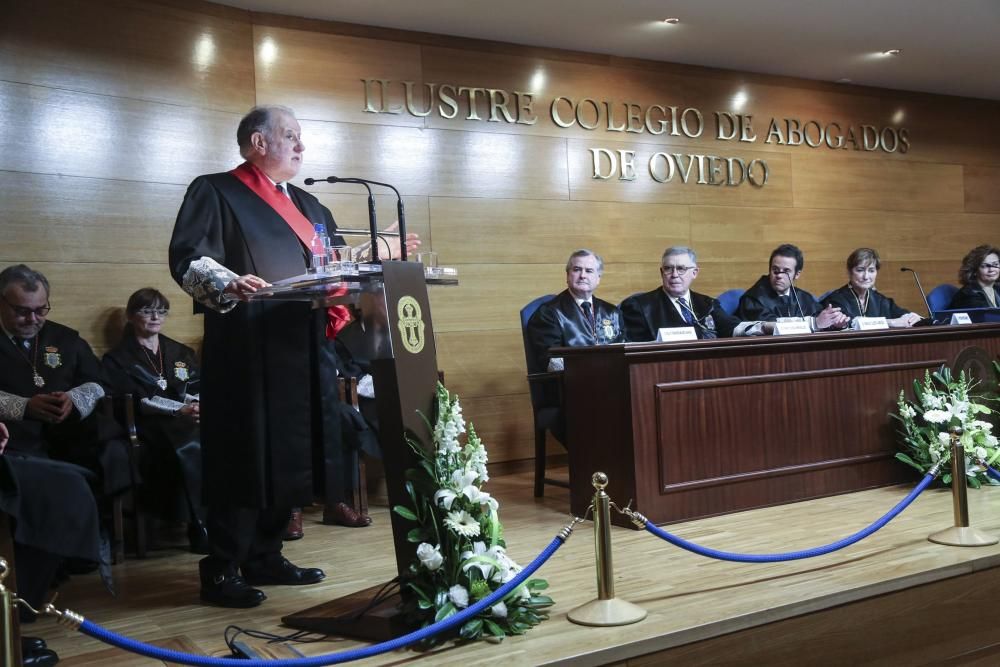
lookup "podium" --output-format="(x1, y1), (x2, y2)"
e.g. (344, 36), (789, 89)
(250, 261), (456, 639)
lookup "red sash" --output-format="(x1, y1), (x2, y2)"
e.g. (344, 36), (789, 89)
(229, 161), (351, 339)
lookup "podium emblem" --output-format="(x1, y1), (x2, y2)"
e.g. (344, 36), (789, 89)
(397, 296), (426, 354)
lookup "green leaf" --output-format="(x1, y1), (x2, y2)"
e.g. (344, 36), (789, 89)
(393, 505), (418, 521)
(527, 595), (555, 608)
(434, 601), (457, 623)
(459, 618), (483, 640)
(417, 598), (433, 609)
(527, 579), (549, 591)
(483, 619), (505, 637)
(407, 528), (425, 543)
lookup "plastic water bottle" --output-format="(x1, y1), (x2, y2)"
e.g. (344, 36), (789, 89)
(309, 223), (328, 273)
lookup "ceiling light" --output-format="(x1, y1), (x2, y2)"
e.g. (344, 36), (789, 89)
(882, 48), (902, 56)
(662, 18), (680, 24)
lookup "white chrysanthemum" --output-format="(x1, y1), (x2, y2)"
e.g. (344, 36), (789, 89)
(936, 432), (952, 447)
(444, 510), (481, 537)
(416, 543), (444, 571)
(491, 601), (508, 618)
(923, 409), (950, 424)
(448, 584), (469, 608)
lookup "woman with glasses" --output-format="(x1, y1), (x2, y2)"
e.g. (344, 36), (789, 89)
(948, 245), (1000, 310)
(102, 288), (208, 553)
(823, 248), (923, 328)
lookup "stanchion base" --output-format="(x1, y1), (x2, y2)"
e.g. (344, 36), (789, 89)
(567, 597), (647, 627)
(928, 526), (999, 547)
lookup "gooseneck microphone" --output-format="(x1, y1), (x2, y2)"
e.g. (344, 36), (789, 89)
(304, 176), (408, 261)
(788, 278), (806, 317)
(900, 267), (934, 319)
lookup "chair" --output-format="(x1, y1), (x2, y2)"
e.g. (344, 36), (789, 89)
(338, 376), (368, 519)
(928, 284), (959, 317)
(520, 294), (571, 497)
(104, 394), (146, 563)
(716, 289), (745, 316)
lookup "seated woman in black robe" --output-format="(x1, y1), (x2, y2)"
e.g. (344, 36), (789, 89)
(823, 248), (923, 328)
(948, 245), (1000, 310)
(102, 288), (207, 553)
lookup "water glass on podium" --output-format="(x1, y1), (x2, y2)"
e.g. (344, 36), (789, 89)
(329, 245), (358, 275)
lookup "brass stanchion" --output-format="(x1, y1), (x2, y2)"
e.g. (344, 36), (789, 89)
(928, 426), (999, 546)
(1, 558), (22, 667)
(567, 472), (647, 626)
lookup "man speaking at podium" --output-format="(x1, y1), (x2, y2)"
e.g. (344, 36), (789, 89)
(168, 106), (335, 608)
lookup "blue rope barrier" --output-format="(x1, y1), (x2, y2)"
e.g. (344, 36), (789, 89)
(73, 536), (565, 666)
(638, 471), (936, 563)
(988, 465), (1000, 483)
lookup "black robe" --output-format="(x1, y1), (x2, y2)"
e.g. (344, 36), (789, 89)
(620, 288), (739, 342)
(823, 285), (908, 319)
(102, 330), (202, 521)
(524, 290), (625, 372)
(168, 172), (344, 509)
(948, 283), (998, 310)
(739, 275), (824, 321)
(0, 321), (129, 495)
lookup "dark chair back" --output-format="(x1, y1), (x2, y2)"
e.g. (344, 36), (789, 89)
(928, 284), (959, 315)
(716, 289), (745, 316)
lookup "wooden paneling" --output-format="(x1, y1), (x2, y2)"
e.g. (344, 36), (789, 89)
(792, 153), (966, 212)
(964, 165), (1000, 213)
(429, 197), (690, 265)
(435, 329), (527, 398)
(0, 0), (254, 112)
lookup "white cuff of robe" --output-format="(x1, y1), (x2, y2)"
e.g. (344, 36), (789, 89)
(181, 256), (240, 313)
(0, 390), (28, 420)
(734, 321), (766, 336)
(141, 395), (186, 416)
(547, 357), (565, 372)
(357, 374), (375, 399)
(67, 382), (105, 419)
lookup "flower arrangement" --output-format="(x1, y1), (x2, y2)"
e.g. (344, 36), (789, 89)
(393, 383), (553, 643)
(893, 367), (998, 487)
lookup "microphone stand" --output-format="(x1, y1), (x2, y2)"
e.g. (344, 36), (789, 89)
(901, 267), (934, 320)
(304, 176), (406, 261)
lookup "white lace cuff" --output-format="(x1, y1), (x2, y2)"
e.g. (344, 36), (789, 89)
(547, 357), (565, 372)
(0, 390), (28, 420)
(357, 374), (375, 399)
(141, 395), (186, 416)
(67, 382), (105, 419)
(181, 256), (240, 313)
(734, 321), (766, 337)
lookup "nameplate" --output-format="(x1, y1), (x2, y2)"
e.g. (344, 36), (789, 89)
(773, 319), (811, 335)
(851, 316), (889, 330)
(950, 312), (972, 325)
(656, 326), (698, 342)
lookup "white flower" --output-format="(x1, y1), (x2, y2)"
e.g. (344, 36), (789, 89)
(416, 543), (444, 571)
(461, 541), (493, 578)
(975, 446), (988, 460)
(448, 585), (469, 608)
(444, 510), (481, 537)
(434, 488), (458, 510)
(922, 393), (944, 409)
(987, 434), (998, 448)
(451, 469), (478, 489)
(930, 448), (941, 462)
(936, 432), (952, 448)
(900, 404), (916, 419)
(462, 485), (499, 511)
(971, 420), (994, 432)
(491, 602), (508, 618)
(923, 409), (950, 424)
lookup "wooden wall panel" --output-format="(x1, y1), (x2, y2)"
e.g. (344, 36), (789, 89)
(0, 0), (254, 112)
(252, 26), (425, 127)
(4, 0), (1000, 471)
(791, 154), (966, 212)
(964, 165), (1000, 213)
(0, 82), (239, 183)
(429, 197), (690, 265)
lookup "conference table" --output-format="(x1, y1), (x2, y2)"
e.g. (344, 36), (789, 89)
(555, 323), (1000, 528)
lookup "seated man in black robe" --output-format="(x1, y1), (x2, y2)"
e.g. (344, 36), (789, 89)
(621, 246), (762, 342)
(524, 249), (625, 443)
(0, 264), (131, 498)
(739, 243), (849, 331)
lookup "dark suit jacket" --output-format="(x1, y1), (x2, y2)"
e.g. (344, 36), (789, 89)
(525, 290), (624, 372)
(948, 283), (997, 310)
(739, 275), (823, 321)
(620, 288), (738, 342)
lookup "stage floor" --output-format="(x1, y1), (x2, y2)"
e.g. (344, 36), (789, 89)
(35, 468), (1000, 665)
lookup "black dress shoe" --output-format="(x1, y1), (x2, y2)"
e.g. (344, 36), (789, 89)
(242, 557), (325, 586)
(22, 636), (47, 652)
(22, 646), (59, 666)
(199, 557), (266, 608)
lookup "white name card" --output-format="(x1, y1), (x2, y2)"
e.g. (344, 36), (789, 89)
(773, 319), (812, 335)
(950, 312), (972, 325)
(852, 316), (889, 331)
(656, 326), (698, 342)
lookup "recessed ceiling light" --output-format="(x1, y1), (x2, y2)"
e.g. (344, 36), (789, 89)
(836, 77), (854, 84)
(663, 18), (680, 24)
(882, 48), (902, 56)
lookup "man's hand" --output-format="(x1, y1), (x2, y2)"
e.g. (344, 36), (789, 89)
(178, 401), (200, 423)
(816, 304), (850, 330)
(383, 221), (421, 260)
(224, 274), (271, 302)
(0, 422), (8, 454)
(26, 392), (74, 424)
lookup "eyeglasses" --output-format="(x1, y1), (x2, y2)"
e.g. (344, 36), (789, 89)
(662, 265), (696, 276)
(980, 263), (1000, 270)
(136, 308), (169, 318)
(1, 294), (51, 318)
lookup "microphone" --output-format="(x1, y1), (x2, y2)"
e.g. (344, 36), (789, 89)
(900, 267), (934, 319)
(304, 176), (408, 261)
(788, 278), (806, 318)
